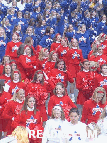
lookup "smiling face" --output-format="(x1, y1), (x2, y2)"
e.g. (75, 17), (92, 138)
(83, 61), (90, 71)
(27, 97), (35, 109)
(5, 65), (11, 74)
(56, 84), (64, 96)
(95, 93), (104, 103)
(57, 61), (64, 71)
(53, 108), (61, 119)
(37, 73), (43, 82)
(101, 65), (107, 75)
(17, 89), (25, 102)
(69, 112), (79, 125)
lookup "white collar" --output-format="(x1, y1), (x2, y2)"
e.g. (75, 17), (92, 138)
(5, 73), (11, 77)
(102, 20), (106, 23)
(56, 41), (60, 43)
(13, 79), (19, 83)
(97, 52), (102, 56)
(16, 98), (23, 103)
(72, 47), (77, 49)
(83, 69), (89, 72)
(101, 73), (107, 76)
(57, 94), (63, 97)
(27, 106), (34, 111)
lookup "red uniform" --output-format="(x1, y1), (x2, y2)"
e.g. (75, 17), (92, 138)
(0, 65), (4, 75)
(0, 74), (11, 83)
(5, 41), (22, 63)
(43, 61), (56, 75)
(76, 70), (96, 105)
(0, 92), (12, 131)
(7, 81), (26, 95)
(66, 48), (84, 78)
(48, 68), (74, 90)
(18, 55), (37, 79)
(94, 73), (107, 95)
(36, 58), (48, 71)
(50, 42), (61, 52)
(81, 99), (107, 124)
(26, 82), (48, 122)
(48, 95), (77, 120)
(101, 40), (107, 55)
(2, 100), (24, 134)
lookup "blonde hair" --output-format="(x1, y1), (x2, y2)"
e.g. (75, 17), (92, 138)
(92, 87), (106, 104)
(38, 48), (48, 61)
(11, 126), (29, 143)
(11, 89), (25, 101)
(0, 26), (6, 40)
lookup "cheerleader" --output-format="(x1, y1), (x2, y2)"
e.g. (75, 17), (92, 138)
(0, 55), (10, 75)
(48, 58), (74, 89)
(2, 88), (25, 135)
(5, 32), (22, 64)
(26, 70), (49, 122)
(76, 60), (95, 105)
(67, 108), (87, 143)
(4, 69), (26, 96)
(11, 95), (43, 143)
(44, 50), (58, 75)
(48, 82), (77, 121)
(81, 87), (107, 125)
(94, 64), (107, 95)
(50, 33), (61, 52)
(18, 45), (37, 80)
(0, 26), (8, 62)
(75, 24), (91, 59)
(42, 105), (69, 143)
(0, 64), (11, 83)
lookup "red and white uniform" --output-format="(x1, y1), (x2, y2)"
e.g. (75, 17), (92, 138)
(2, 100), (24, 134)
(36, 58), (48, 71)
(18, 55), (37, 79)
(48, 95), (77, 121)
(43, 61), (56, 75)
(5, 41), (22, 63)
(7, 81), (26, 95)
(0, 92), (12, 132)
(0, 74), (11, 83)
(81, 99), (107, 124)
(76, 70), (96, 105)
(67, 48), (84, 78)
(50, 42), (61, 52)
(94, 73), (107, 95)
(48, 68), (74, 90)
(26, 82), (48, 122)
(57, 45), (69, 65)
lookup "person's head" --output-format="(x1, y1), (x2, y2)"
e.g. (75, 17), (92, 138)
(71, 38), (79, 48)
(48, 51), (58, 62)
(24, 11), (30, 19)
(17, 44), (25, 56)
(0, 26), (6, 39)
(24, 36), (33, 46)
(11, 126), (29, 143)
(45, 26), (50, 35)
(11, 61), (17, 71)
(32, 70), (44, 84)
(102, 14), (106, 22)
(68, 24), (73, 32)
(12, 88), (25, 102)
(39, 48), (49, 61)
(11, 70), (21, 81)
(97, 44), (103, 55)
(22, 95), (37, 114)
(26, 26), (34, 35)
(24, 45), (34, 56)
(2, 55), (10, 65)
(92, 87), (106, 104)
(100, 64), (107, 75)
(55, 59), (66, 71)
(89, 61), (99, 72)
(81, 59), (90, 71)
(3, 64), (11, 75)
(51, 105), (65, 120)
(69, 108), (79, 125)
(61, 37), (68, 47)
(12, 32), (19, 42)
(54, 82), (66, 96)
(80, 24), (86, 33)
(53, 33), (61, 42)
(17, 11), (23, 18)
(2, 18), (10, 26)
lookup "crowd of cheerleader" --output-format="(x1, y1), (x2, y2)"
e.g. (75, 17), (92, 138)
(0, 0), (107, 142)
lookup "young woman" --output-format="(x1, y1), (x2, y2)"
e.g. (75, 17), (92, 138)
(12, 95), (43, 143)
(5, 32), (22, 64)
(48, 82), (77, 121)
(2, 88), (25, 135)
(0, 26), (8, 62)
(42, 105), (69, 143)
(26, 70), (49, 122)
(48, 59), (74, 90)
(94, 64), (107, 95)
(67, 108), (87, 143)
(5, 69), (26, 95)
(18, 45), (37, 80)
(76, 60), (95, 105)
(0, 55), (10, 75)
(81, 87), (107, 125)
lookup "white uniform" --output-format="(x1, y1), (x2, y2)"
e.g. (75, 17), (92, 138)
(42, 118), (68, 143)
(66, 121), (87, 143)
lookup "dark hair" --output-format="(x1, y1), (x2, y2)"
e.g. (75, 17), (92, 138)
(100, 64), (107, 74)
(17, 44), (25, 57)
(3, 64), (11, 74)
(32, 70), (44, 84)
(53, 82), (66, 96)
(69, 108), (79, 116)
(2, 55), (10, 65)
(80, 59), (89, 71)
(55, 59), (66, 71)
(45, 26), (50, 34)
(21, 95), (37, 115)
